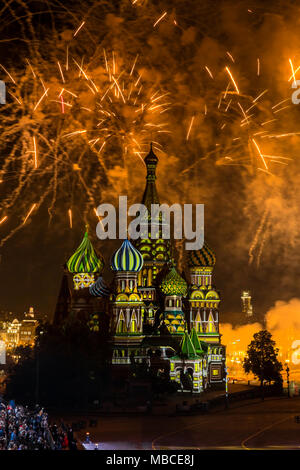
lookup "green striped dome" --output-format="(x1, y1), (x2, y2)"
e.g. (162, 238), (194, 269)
(160, 267), (187, 297)
(111, 239), (143, 272)
(188, 242), (216, 268)
(67, 230), (104, 274)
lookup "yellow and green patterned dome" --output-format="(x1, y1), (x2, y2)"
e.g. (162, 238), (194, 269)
(160, 266), (187, 297)
(67, 229), (104, 274)
(111, 239), (143, 272)
(188, 242), (216, 268)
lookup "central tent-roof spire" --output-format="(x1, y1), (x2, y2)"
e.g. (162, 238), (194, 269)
(142, 143), (160, 210)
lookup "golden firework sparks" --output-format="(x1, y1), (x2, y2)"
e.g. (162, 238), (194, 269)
(186, 116), (195, 141)
(226, 51), (235, 63)
(33, 88), (49, 111)
(205, 66), (214, 79)
(289, 58), (296, 85)
(68, 209), (73, 228)
(252, 139), (268, 170)
(252, 89), (268, 103)
(225, 66), (240, 94)
(57, 61), (65, 83)
(0, 64), (16, 84)
(73, 21), (85, 37)
(23, 204), (37, 225)
(33, 136), (38, 169)
(153, 11), (167, 28)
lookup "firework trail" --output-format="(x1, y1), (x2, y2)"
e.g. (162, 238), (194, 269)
(249, 208), (269, 266)
(256, 218), (271, 268)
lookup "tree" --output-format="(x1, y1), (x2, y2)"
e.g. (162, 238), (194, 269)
(243, 330), (283, 397)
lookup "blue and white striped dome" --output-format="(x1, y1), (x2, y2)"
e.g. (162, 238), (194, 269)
(111, 239), (143, 272)
(89, 276), (110, 298)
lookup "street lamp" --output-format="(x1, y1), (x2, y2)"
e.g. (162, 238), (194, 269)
(224, 363), (229, 409)
(285, 361), (290, 398)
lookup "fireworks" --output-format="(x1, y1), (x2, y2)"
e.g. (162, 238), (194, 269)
(0, 38), (170, 246)
(153, 12), (168, 28)
(225, 66), (240, 94)
(182, 59), (293, 177)
(1, 0), (300, 272)
(186, 116), (195, 141)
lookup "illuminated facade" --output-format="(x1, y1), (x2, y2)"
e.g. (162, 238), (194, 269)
(0, 307), (38, 350)
(241, 290), (253, 321)
(56, 145), (226, 393)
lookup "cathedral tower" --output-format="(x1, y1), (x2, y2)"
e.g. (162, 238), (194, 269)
(187, 243), (220, 344)
(66, 227), (104, 290)
(135, 145), (172, 327)
(65, 227), (105, 317)
(159, 265), (187, 335)
(110, 239), (145, 364)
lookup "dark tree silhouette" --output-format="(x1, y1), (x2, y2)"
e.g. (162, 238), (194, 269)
(243, 330), (283, 397)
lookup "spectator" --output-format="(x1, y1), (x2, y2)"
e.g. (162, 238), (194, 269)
(0, 401), (66, 450)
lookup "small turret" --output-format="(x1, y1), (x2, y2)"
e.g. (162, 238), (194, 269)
(66, 227), (104, 290)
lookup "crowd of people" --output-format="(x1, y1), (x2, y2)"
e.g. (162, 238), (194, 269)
(0, 400), (78, 450)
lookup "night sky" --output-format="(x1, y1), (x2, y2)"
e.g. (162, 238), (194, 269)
(1, 0), (300, 324)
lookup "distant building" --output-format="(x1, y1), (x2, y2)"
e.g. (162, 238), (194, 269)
(241, 290), (253, 322)
(0, 307), (38, 350)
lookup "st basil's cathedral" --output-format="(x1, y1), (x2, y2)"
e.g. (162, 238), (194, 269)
(54, 146), (226, 393)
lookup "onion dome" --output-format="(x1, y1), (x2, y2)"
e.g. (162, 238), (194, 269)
(111, 239), (143, 272)
(188, 242), (216, 268)
(144, 142), (158, 166)
(67, 229), (104, 274)
(89, 276), (110, 298)
(160, 266), (188, 297)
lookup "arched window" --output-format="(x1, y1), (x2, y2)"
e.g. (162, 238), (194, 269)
(117, 312), (126, 333)
(117, 319), (126, 333)
(207, 313), (216, 333)
(195, 312), (202, 333)
(143, 269), (147, 286)
(131, 313), (138, 333)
